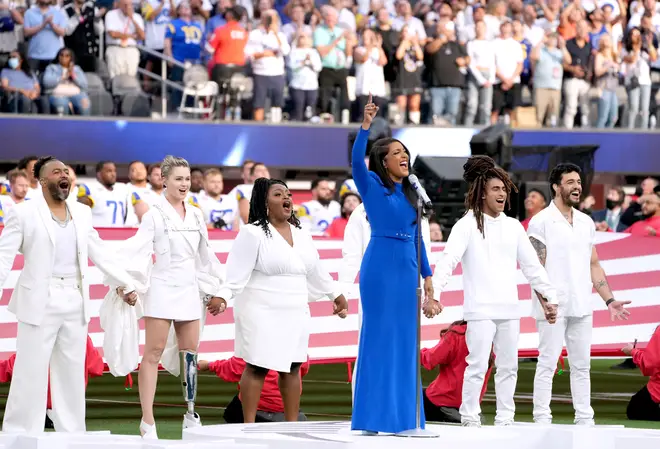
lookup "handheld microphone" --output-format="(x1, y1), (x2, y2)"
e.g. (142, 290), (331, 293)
(408, 175), (433, 209)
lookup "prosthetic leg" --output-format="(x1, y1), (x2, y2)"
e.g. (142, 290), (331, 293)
(180, 350), (202, 429)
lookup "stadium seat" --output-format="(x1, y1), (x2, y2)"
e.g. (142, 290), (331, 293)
(111, 75), (151, 117)
(85, 72), (113, 117)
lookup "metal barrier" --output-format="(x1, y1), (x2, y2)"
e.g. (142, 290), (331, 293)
(134, 44), (188, 117)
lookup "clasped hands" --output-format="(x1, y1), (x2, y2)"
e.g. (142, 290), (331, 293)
(422, 277), (443, 319)
(116, 287), (138, 306)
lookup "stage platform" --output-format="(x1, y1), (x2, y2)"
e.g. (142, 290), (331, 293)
(0, 422), (658, 449)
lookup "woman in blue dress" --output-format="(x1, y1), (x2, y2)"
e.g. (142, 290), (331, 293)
(351, 97), (442, 434)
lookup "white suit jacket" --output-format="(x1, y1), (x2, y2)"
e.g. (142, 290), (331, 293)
(0, 195), (137, 326)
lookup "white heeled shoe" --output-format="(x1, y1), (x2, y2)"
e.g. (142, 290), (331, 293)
(183, 411), (202, 430)
(140, 419), (158, 439)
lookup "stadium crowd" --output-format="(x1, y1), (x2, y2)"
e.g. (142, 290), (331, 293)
(3, 0), (660, 126)
(0, 155), (658, 238)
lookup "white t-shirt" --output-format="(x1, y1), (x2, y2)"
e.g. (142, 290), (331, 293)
(493, 37), (524, 84)
(244, 28), (290, 76)
(105, 9), (145, 47)
(354, 46), (386, 97)
(142, 0), (171, 50)
(527, 202), (596, 319)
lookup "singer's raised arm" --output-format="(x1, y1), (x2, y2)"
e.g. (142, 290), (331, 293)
(351, 126), (376, 198)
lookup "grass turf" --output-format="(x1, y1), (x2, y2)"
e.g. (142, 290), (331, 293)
(0, 358), (658, 440)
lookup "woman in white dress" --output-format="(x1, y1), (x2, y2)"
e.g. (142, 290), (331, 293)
(216, 177), (348, 423)
(116, 156), (226, 439)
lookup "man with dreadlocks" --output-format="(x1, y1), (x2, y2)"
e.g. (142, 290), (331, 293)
(431, 155), (557, 427)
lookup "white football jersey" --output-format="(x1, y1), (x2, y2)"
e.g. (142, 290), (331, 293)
(77, 182), (131, 227)
(198, 194), (239, 230)
(299, 199), (341, 234)
(124, 184), (163, 227)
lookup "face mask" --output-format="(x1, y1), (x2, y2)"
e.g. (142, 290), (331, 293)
(605, 199), (620, 210)
(8, 58), (19, 69)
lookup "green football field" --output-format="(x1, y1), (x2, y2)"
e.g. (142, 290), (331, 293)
(0, 358), (658, 440)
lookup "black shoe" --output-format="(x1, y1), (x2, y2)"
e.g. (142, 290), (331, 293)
(45, 414), (54, 429)
(611, 358), (637, 370)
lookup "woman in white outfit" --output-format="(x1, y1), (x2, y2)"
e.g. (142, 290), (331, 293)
(216, 177), (348, 423)
(340, 202), (432, 401)
(116, 156), (226, 439)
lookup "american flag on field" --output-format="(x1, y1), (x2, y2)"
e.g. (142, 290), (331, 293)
(0, 229), (659, 363)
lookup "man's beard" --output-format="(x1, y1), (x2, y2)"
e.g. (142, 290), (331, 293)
(318, 197), (331, 207)
(48, 182), (69, 201)
(561, 188), (580, 207)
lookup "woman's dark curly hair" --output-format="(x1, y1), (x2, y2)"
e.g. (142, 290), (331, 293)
(339, 192), (362, 219)
(368, 137), (432, 221)
(463, 155), (518, 238)
(248, 177), (301, 237)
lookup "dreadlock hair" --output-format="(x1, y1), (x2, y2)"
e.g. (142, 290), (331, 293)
(368, 137), (432, 221)
(248, 177), (301, 237)
(463, 155), (518, 238)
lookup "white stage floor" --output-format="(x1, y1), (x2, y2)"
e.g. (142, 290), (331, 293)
(0, 421), (659, 449)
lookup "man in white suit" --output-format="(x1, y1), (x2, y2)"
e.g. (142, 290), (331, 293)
(0, 156), (139, 434)
(340, 202), (432, 400)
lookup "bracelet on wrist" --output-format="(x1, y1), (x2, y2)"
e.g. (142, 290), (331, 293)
(605, 298), (615, 306)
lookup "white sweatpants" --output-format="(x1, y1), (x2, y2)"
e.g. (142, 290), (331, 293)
(2, 277), (88, 433)
(461, 319), (520, 425)
(533, 315), (594, 422)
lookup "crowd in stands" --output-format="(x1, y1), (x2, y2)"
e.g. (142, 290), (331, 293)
(3, 0), (660, 126)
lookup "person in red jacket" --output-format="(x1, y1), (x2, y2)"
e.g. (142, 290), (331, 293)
(0, 336), (104, 428)
(622, 326), (660, 421)
(199, 356), (310, 423)
(421, 320), (493, 423)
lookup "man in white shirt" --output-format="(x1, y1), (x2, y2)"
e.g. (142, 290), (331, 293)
(492, 21), (523, 124)
(0, 156), (137, 433)
(528, 163), (631, 426)
(0, 169), (30, 213)
(77, 161), (131, 227)
(104, 0), (145, 78)
(431, 155), (556, 428)
(299, 178), (341, 234)
(392, 0), (427, 42)
(197, 168), (238, 229)
(232, 162), (270, 225)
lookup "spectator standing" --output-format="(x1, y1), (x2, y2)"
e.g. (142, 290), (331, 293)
(622, 27), (656, 129)
(288, 32), (322, 121)
(0, 0), (23, 68)
(354, 28), (387, 114)
(393, 24), (423, 124)
(244, 9), (289, 122)
(281, 4), (312, 44)
(314, 6), (351, 123)
(458, 4), (485, 44)
(492, 21), (523, 125)
(588, 8), (608, 50)
(104, 0), (145, 79)
(392, 0), (426, 42)
(0, 48), (40, 113)
(23, 0), (67, 73)
(141, 0), (174, 85)
(63, 0), (99, 73)
(531, 32), (567, 127)
(164, 2), (203, 107)
(426, 20), (468, 125)
(512, 19), (532, 94)
(373, 7), (401, 86)
(465, 20), (495, 126)
(523, 4), (545, 47)
(207, 7), (247, 84)
(42, 47), (90, 115)
(562, 20), (593, 129)
(593, 34), (620, 128)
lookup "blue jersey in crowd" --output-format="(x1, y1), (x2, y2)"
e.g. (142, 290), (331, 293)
(166, 18), (203, 63)
(517, 37), (532, 78)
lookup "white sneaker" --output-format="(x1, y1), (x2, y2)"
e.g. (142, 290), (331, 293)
(140, 420), (158, 439)
(494, 420), (514, 427)
(461, 421), (481, 428)
(575, 419), (595, 427)
(183, 412), (202, 429)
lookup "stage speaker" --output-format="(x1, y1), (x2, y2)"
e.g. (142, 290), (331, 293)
(412, 156), (469, 203)
(469, 123), (514, 171)
(347, 117), (391, 166)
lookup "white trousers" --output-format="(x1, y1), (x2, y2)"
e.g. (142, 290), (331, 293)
(533, 315), (594, 422)
(461, 319), (520, 425)
(105, 46), (140, 79)
(2, 277), (87, 433)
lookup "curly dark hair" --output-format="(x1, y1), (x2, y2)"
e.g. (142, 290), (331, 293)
(463, 155), (518, 238)
(33, 156), (58, 180)
(248, 177), (301, 237)
(549, 163), (581, 198)
(368, 137), (432, 221)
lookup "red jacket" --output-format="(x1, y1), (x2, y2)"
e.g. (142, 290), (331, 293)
(0, 336), (104, 409)
(421, 324), (492, 408)
(632, 326), (660, 403)
(209, 357), (310, 413)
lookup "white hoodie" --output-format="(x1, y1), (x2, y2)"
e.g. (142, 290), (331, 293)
(432, 210), (557, 321)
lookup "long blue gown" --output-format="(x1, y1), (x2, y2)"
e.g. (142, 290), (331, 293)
(350, 127), (432, 433)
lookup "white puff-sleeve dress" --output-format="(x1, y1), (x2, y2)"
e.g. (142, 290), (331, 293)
(218, 223), (342, 373)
